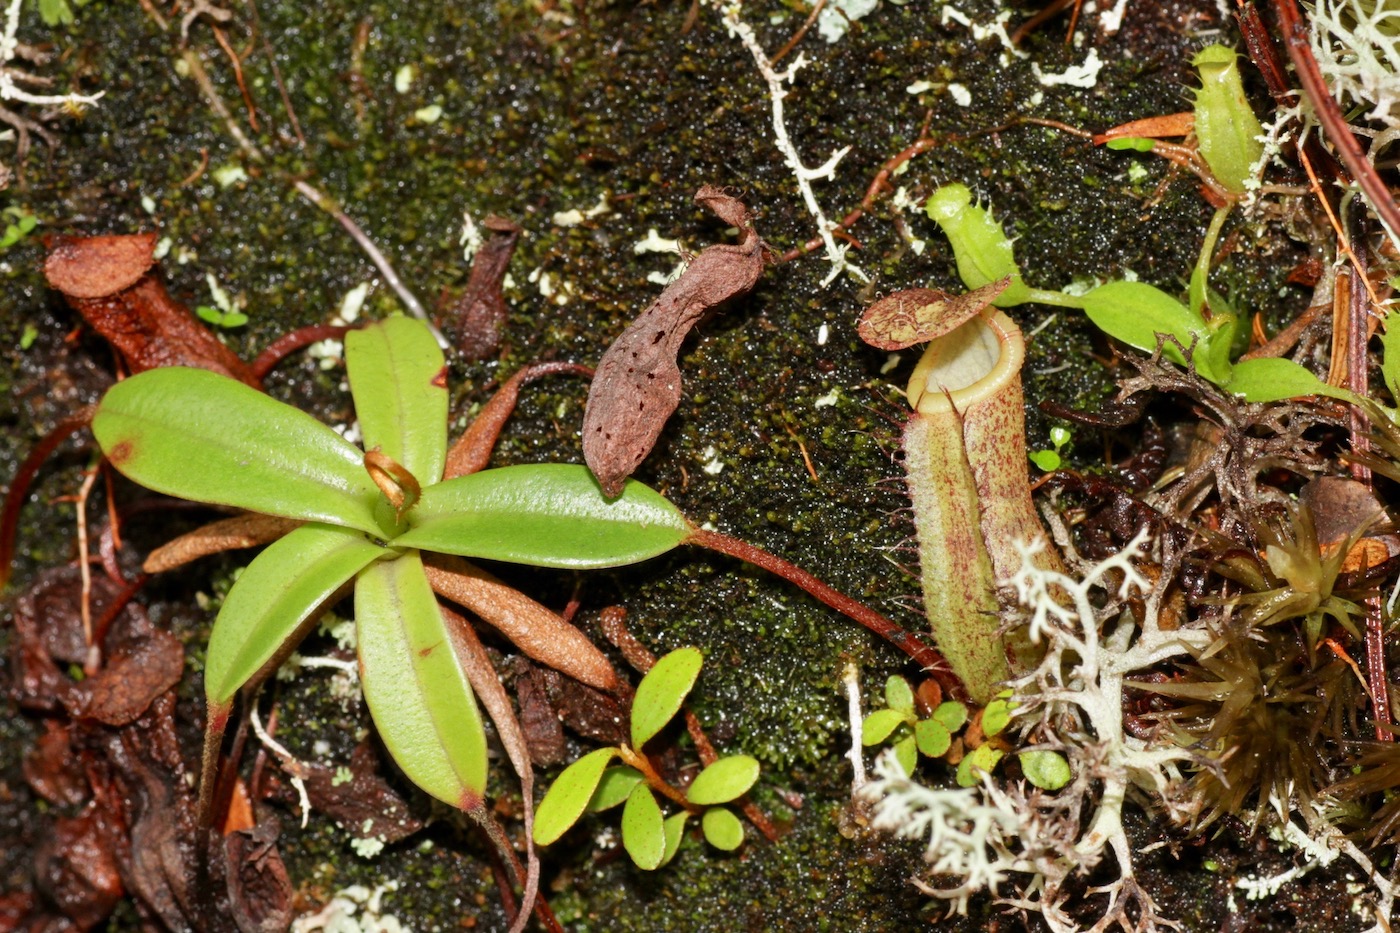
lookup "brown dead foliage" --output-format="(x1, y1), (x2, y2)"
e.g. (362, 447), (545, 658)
(439, 215), (521, 362)
(4, 566), (291, 932)
(513, 657), (569, 767)
(582, 187), (765, 497)
(282, 743), (424, 844)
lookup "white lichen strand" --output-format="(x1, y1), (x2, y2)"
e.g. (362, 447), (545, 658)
(843, 661), (868, 792)
(250, 704), (313, 828)
(859, 752), (1021, 915)
(0, 0), (103, 108)
(713, 1), (867, 286)
(1308, 0), (1400, 154)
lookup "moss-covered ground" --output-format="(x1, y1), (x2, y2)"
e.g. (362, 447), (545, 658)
(0, 0), (1363, 929)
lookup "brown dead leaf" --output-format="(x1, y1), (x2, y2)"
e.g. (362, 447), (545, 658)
(440, 215), (521, 362)
(538, 666), (629, 747)
(1300, 476), (1389, 550)
(44, 232), (158, 298)
(1091, 111), (1194, 146)
(33, 805), (125, 930)
(23, 721), (87, 807)
(93, 694), (203, 931)
(424, 554), (618, 692)
(857, 277), (1011, 351)
(292, 743), (424, 844)
(44, 233), (260, 387)
(582, 186), (764, 497)
(143, 513), (303, 574)
(223, 822), (293, 933)
(513, 659), (567, 767)
(68, 629), (185, 726)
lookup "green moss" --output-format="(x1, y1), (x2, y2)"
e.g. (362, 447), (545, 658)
(0, 0), (1333, 927)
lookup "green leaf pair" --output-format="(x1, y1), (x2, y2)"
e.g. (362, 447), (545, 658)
(92, 316), (696, 813)
(533, 648), (760, 868)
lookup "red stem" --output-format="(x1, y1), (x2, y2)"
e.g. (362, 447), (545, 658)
(688, 529), (965, 698)
(249, 324), (353, 380)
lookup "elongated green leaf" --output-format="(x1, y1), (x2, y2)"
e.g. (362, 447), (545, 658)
(1081, 281), (1204, 369)
(1225, 357), (1361, 405)
(534, 747), (618, 845)
(686, 755), (759, 806)
(659, 811), (689, 867)
(588, 766), (644, 813)
(631, 647), (703, 750)
(93, 367), (382, 534)
(205, 523), (387, 704)
(700, 807), (744, 852)
(357, 552), (488, 809)
(621, 784), (666, 870)
(398, 464), (693, 569)
(862, 709), (908, 746)
(346, 317), (448, 484)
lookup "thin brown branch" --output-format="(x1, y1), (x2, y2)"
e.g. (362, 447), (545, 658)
(771, 0), (828, 65)
(245, 0), (306, 147)
(211, 24), (259, 132)
(249, 323), (352, 379)
(0, 406), (95, 589)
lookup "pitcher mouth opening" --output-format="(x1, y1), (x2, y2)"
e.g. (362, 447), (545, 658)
(906, 309), (1024, 415)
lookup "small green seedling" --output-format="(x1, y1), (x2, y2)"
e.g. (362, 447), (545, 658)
(862, 674), (969, 776)
(923, 184), (1360, 406)
(0, 206), (38, 251)
(194, 273), (249, 329)
(194, 305), (249, 329)
(532, 648), (760, 869)
(1028, 425), (1072, 472)
(864, 679), (1069, 790)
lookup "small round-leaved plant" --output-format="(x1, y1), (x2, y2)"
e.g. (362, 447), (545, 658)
(533, 647), (760, 869)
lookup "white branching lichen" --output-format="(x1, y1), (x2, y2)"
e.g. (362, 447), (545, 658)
(860, 533), (1211, 931)
(712, 1), (867, 286)
(859, 752), (1021, 915)
(858, 524), (1400, 928)
(1308, 0), (1400, 158)
(0, 0), (102, 169)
